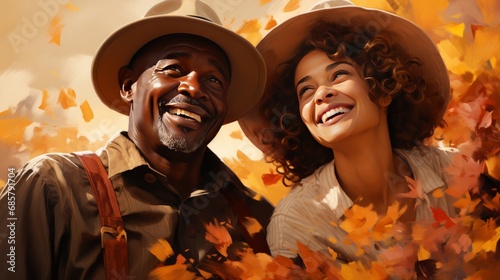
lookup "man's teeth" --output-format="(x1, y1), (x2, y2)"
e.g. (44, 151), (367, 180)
(321, 107), (351, 123)
(168, 108), (202, 123)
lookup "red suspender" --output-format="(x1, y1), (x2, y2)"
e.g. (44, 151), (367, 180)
(75, 152), (129, 279)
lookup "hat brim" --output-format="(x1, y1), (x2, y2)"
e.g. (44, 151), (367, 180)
(239, 6), (450, 152)
(92, 15), (266, 124)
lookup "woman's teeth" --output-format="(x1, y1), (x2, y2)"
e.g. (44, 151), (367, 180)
(321, 107), (351, 123)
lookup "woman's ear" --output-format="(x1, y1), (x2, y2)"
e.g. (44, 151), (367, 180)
(118, 66), (136, 102)
(379, 95), (392, 107)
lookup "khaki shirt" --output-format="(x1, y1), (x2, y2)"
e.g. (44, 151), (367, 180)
(0, 132), (273, 279)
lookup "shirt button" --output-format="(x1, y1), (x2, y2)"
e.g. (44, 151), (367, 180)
(144, 173), (157, 183)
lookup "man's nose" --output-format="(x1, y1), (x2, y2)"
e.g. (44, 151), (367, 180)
(315, 86), (336, 105)
(177, 72), (206, 99)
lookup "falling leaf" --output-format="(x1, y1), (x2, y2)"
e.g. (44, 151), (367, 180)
(283, 0), (301, 12)
(261, 168), (282, 185)
(240, 216), (263, 236)
(204, 219), (232, 257)
(48, 16), (63, 45)
(431, 207), (455, 228)
(236, 19), (262, 46)
(148, 239), (174, 263)
(80, 100), (94, 122)
(264, 16), (277, 31)
(39, 89), (50, 110)
(229, 130), (242, 140)
(64, 3), (80, 12)
(0, 114), (33, 146)
(57, 88), (77, 109)
(148, 264), (198, 280)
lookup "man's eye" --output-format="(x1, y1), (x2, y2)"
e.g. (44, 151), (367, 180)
(208, 76), (225, 89)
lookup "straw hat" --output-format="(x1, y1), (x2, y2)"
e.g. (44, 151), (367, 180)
(92, 0), (266, 124)
(238, 0), (450, 152)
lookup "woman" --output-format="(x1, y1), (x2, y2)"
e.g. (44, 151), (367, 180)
(239, 1), (458, 260)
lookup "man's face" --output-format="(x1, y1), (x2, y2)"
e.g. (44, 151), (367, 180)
(122, 34), (231, 154)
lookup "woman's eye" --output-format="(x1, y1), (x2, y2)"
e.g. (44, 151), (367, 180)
(332, 70), (349, 81)
(298, 86), (314, 97)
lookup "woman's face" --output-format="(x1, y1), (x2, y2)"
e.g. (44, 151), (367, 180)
(294, 50), (386, 148)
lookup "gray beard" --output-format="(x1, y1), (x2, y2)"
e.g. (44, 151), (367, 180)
(156, 118), (205, 153)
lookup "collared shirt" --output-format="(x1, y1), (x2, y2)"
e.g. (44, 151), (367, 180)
(0, 132), (273, 279)
(267, 145), (458, 259)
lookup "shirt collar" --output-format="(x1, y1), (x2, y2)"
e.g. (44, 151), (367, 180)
(98, 131), (243, 195)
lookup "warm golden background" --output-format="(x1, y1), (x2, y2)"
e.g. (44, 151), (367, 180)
(1, 0), (499, 205)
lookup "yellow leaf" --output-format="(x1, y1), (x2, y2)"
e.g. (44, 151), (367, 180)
(39, 89), (50, 110)
(148, 264), (198, 280)
(57, 88), (77, 109)
(48, 16), (63, 45)
(79, 100), (94, 122)
(204, 219), (232, 257)
(432, 188), (445, 198)
(445, 23), (465, 37)
(64, 3), (80, 12)
(283, 0), (300, 12)
(417, 245), (431, 261)
(236, 19), (262, 46)
(229, 129), (243, 140)
(148, 238), (174, 262)
(241, 216), (263, 236)
(0, 113), (33, 146)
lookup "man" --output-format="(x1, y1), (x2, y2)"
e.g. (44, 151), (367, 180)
(0, 0), (273, 279)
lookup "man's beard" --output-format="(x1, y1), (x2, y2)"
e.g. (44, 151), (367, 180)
(156, 118), (205, 153)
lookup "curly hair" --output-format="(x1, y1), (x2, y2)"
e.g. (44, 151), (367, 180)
(260, 20), (446, 186)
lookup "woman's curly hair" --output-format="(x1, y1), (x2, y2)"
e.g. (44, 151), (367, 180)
(260, 20), (447, 186)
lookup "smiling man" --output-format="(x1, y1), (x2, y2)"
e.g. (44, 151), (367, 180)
(0, 1), (272, 279)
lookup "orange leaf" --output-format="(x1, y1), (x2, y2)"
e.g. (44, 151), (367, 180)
(48, 16), (63, 45)
(229, 129), (243, 140)
(148, 238), (174, 262)
(79, 100), (94, 122)
(57, 88), (77, 109)
(431, 207), (455, 228)
(148, 264), (198, 280)
(39, 89), (50, 110)
(283, 0), (300, 12)
(261, 168), (282, 185)
(204, 219), (232, 257)
(240, 216), (263, 237)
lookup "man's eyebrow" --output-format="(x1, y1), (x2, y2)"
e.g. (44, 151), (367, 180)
(295, 60), (353, 90)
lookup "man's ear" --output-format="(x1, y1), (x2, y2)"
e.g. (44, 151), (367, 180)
(118, 66), (136, 102)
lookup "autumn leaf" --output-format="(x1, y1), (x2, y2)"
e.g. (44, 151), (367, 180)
(229, 129), (242, 140)
(148, 239), (174, 263)
(340, 204), (378, 247)
(240, 216), (263, 237)
(261, 168), (282, 185)
(204, 219), (232, 257)
(431, 207), (456, 228)
(39, 89), (50, 110)
(397, 176), (426, 208)
(283, 0), (300, 12)
(48, 16), (63, 45)
(79, 100), (94, 122)
(148, 264), (199, 280)
(57, 88), (77, 109)
(264, 16), (277, 30)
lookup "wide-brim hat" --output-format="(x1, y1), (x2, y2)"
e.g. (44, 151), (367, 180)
(238, 0), (450, 153)
(92, 0), (266, 124)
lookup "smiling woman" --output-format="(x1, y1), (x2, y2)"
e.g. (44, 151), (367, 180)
(238, 0), (461, 264)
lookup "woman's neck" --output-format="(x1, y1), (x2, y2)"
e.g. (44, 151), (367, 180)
(331, 126), (413, 216)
